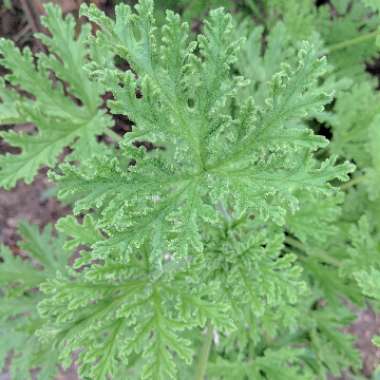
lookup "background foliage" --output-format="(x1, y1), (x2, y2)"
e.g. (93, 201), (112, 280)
(1, 0), (380, 379)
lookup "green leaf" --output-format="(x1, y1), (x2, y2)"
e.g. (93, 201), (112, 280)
(55, 10), (352, 264)
(18, 221), (68, 272)
(208, 348), (313, 380)
(286, 191), (344, 245)
(363, 0), (380, 11)
(0, 4), (113, 189)
(317, 0), (380, 79)
(37, 260), (201, 380)
(0, 1), (376, 379)
(0, 245), (45, 288)
(355, 268), (380, 299)
(0, 222), (65, 379)
(56, 214), (103, 252)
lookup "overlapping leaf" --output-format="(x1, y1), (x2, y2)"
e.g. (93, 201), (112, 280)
(54, 1), (353, 267)
(0, 4), (113, 189)
(0, 222), (68, 380)
(38, 249), (233, 380)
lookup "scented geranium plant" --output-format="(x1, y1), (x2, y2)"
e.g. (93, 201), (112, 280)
(1, 0), (380, 379)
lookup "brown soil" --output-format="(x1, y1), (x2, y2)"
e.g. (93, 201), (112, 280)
(0, 168), (69, 248)
(348, 308), (380, 377)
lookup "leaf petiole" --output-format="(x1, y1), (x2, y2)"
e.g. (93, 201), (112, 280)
(194, 322), (214, 380)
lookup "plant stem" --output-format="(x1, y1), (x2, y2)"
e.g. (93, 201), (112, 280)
(325, 30), (379, 54)
(244, 0), (263, 21)
(285, 236), (341, 267)
(194, 323), (213, 380)
(285, 236), (306, 252)
(340, 174), (367, 191)
(104, 128), (123, 142)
